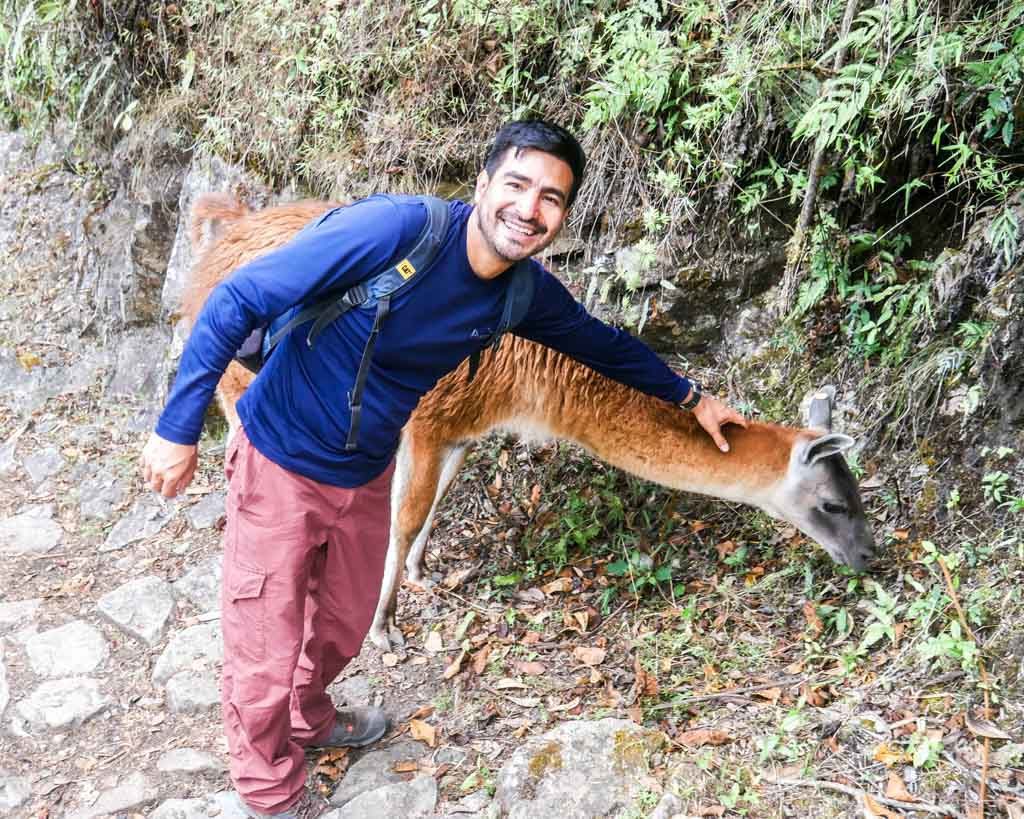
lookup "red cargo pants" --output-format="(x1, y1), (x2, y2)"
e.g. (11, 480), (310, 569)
(220, 427), (394, 813)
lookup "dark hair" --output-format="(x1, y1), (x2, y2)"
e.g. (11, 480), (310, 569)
(483, 120), (587, 208)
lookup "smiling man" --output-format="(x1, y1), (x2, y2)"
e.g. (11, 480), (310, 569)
(141, 119), (745, 819)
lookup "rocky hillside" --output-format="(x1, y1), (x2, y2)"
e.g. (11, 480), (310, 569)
(1, 0), (1023, 816)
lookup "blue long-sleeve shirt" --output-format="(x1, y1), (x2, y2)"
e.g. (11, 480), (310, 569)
(157, 196), (691, 487)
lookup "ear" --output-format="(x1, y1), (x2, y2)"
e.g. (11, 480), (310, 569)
(801, 433), (855, 466)
(473, 169), (490, 204)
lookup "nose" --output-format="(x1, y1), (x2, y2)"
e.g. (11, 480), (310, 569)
(514, 189), (542, 222)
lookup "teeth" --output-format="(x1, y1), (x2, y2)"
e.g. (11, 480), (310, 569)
(503, 219), (535, 237)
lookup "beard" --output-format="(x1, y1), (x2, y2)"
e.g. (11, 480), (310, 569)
(474, 204), (552, 263)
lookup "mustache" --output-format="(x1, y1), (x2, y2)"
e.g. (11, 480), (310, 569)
(496, 208), (545, 234)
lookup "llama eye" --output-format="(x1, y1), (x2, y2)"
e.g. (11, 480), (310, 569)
(823, 502), (848, 515)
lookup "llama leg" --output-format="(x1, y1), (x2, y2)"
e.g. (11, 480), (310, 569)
(405, 444), (468, 584)
(368, 433), (446, 650)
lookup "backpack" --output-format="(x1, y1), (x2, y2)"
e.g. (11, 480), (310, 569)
(233, 194), (535, 450)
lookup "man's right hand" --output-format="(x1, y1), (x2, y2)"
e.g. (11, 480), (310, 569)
(140, 432), (198, 498)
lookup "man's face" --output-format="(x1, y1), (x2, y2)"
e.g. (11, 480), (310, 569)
(472, 147), (573, 266)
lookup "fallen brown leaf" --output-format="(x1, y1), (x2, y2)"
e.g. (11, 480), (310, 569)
(633, 655), (659, 699)
(697, 806), (725, 817)
(965, 711), (1014, 740)
(515, 661), (546, 676)
(863, 793), (901, 818)
(800, 682), (829, 707)
(676, 728), (732, 748)
(884, 771), (916, 802)
(443, 566), (477, 590)
(425, 630), (444, 653)
(392, 760), (419, 773)
(408, 705), (435, 721)
(542, 577), (573, 595)
(802, 601), (824, 636)
(443, 650), (466, 680)
(873, 743), (911, 766)
(472, 644), (492, 675)
(530, 484), (542, 505)
(573, 646), (606, 667)
(409, 719), (437, 747)
(753, 687), (782, 705)
(508, 696), (541, 708)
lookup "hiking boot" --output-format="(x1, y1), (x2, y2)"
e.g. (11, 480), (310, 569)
(232, 789), (326, 819)
(318, 705), (389, 748)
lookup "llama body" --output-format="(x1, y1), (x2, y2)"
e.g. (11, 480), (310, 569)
(182, 195), (875, 651)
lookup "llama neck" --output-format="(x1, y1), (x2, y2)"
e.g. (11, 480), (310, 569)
(491, 342), (798, 507)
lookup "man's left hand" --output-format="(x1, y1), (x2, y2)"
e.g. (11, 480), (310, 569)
(690, 394), (748, 453)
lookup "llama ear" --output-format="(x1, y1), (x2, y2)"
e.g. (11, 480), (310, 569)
(801, 433), (856, 466)
(807, 386), (836, 431)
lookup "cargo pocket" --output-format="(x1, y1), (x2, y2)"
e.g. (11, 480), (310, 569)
(222, 561), (267, 666)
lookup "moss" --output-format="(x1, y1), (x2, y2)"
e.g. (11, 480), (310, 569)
(612, 729), (665, 775)
(527, 741), (563, 781)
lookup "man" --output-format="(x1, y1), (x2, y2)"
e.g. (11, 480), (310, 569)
(141, 120), (746, 818)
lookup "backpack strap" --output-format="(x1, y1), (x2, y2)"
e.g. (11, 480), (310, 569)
(306, 195), (450, 347)
(467, 259), (535, 382)
(340, 195), (450, 450)
(260, 195), (450, 362)
(345, 294), (390, 450)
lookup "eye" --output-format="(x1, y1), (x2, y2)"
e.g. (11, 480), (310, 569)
(822, 502), (848, 515)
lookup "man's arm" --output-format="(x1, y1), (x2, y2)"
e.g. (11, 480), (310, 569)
(142, 196), (425, 497)
(514, 266), (747, 451)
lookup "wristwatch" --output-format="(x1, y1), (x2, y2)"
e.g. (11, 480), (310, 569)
(680, 380), (702, 410)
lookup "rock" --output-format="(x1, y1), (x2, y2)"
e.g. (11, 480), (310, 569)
(96, 575), (174, 646)
(330, 673), (371, 708)
(0, 770), (31, 812)
(102, 496), (176, 552)
(329, 740), (427, 807)
(330, 774), (437, 819)
(78, 468), (126, 521)
(204, 790), (250, 818)
(442, 791), (492, 815)
(67, 772), (159, 819)
(493, 718), (667, 819)
(649, 792), (683, 819)
(22, 446), (65, 484)
(0, 598), (41, 633)
(0, 437), (19, 476)
(166, 670), (221, 713)
(173, 555), (222, 612)
(106, 327), (174, 401)
(186, 491), (227, 530)
(0, 346), (113, 416)
(153, 622), (223, 684)
(26, 619), (109, 677)
(17, 677), (110, 729)
(0, 504), (63, 555)
(150, 798), (211, 819)
(0, 641), (8, 716)
(163, 151), (270, 321)
(157, 747), (227, 774)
